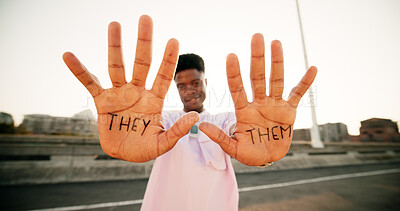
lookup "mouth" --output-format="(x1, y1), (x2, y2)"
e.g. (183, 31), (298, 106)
(185, 94), (201, 103)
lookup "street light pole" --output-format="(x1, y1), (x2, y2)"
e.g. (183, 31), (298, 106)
(295, 0), (324, 148)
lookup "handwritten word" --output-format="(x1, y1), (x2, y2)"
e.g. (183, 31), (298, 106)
(108, 113), (151, 136)
(246, 125), (292, 144)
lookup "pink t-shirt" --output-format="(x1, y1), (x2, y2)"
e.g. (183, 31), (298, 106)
(141, 110), (238, 211)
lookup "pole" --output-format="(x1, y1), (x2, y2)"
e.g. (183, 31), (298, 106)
(295, 0), (324, 148)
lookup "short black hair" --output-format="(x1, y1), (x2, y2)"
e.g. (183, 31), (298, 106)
(174, 53), (204, 79)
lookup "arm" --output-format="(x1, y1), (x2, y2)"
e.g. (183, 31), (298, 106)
(63, 15), (199, 163)
(199, 34), (317, 166)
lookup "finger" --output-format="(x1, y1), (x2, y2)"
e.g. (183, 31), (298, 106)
(108, 22), (127, 87)
(132, 15), (153, 86)
(150, 38), (179, 98)
(63, 52), (104, 97)
(287, 66), (318, 107)
(269, 40), (284, 99)
(250, 33), (266, 101)
(159, 112), (199, 155)
(199, 122), (238, 158)
(226, 53), (248, 110)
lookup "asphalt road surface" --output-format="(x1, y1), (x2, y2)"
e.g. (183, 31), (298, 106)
(1, 162), (399, 211)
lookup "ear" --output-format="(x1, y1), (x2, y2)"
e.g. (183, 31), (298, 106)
(205, 78), (207, 86)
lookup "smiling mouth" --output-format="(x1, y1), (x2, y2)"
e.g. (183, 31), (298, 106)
(185, 95), (200, 103)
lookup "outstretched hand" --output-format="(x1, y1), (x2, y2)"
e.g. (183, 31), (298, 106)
(63, 15), (199, 162)
(199, 34), (317, 166)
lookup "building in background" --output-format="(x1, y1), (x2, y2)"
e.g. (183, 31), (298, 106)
(351, 118), (400, 142)
(293, 122), (350, 142)
(0, 112), (15, 134)
(319, 123), (350, 142)
(18, 109), (98, 137)
(293, 128), (311, 142)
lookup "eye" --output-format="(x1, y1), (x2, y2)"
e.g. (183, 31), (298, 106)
(192, 80), (201, 87)
(177, 84), (186, 90)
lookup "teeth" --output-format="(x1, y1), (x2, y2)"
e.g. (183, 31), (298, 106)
(186, 95), (200, 101)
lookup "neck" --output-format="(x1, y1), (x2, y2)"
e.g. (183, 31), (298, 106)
(184, 106), (204, 113)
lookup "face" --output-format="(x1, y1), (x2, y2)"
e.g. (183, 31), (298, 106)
(174, 68), (207, 113)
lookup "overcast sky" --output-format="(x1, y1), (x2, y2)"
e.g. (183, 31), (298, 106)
(0, 0), (399, 135)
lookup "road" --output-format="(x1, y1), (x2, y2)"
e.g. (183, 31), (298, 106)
(1, 162), (399, 211)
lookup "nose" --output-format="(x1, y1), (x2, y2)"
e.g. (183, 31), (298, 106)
(184, 85), (196, 95)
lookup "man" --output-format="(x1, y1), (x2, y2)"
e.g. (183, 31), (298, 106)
(141, 54), (239, 210)
(63, 15), (317, 210)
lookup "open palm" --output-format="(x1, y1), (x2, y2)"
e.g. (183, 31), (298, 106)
(200, 34), (317, 166)
(63, 16), (198, 162)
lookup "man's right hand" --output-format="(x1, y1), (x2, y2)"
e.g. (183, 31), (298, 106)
(63, 15), (199, 162)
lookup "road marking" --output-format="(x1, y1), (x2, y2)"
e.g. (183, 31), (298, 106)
(27, 199), (143, 211)
(238, 168), (400, 192)
(27, 168), (400, 211)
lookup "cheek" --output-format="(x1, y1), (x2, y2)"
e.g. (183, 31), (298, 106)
(198, 89), (206, 101)
(200, 86), (207, 97)
(177, 91), (185, 100)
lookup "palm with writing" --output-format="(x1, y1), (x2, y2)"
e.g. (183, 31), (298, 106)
(199, 34), (317, 166)
(63, 15), (198, 162)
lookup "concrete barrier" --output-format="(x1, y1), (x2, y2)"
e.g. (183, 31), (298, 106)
(1, 135), (400, 185)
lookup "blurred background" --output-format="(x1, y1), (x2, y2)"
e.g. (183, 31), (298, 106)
(0, 0), (399, 210)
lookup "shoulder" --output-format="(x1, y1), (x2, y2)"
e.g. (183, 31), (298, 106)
(213, 111), (235, 120)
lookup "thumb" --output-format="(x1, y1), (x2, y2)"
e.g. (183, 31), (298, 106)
(162, 112), (199, 151)
(199, 121), (238, 158)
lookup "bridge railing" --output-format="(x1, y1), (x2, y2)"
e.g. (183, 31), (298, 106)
(1, 135), (399, 185)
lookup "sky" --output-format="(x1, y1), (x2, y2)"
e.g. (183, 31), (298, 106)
(0, 0), (399, 135)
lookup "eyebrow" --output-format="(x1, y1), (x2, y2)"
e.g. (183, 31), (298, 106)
(176, 79), (201, 85)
